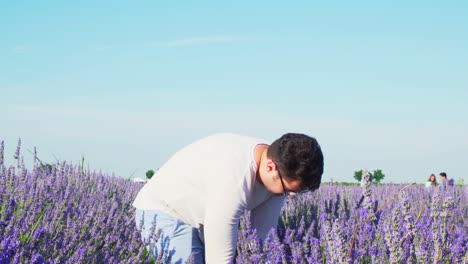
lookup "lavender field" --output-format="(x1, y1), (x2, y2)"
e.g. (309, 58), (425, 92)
(1, 140), (467, 264)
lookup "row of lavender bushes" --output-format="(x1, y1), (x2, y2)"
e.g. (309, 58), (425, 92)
(1, 140), (467, 263)
(0, 140), (158, 263)
(236, 173), (467, 263)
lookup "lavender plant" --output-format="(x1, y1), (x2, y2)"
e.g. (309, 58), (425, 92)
(235, 179), (466, 263)
(1, 140), (466, 263)
(0, 140), (155, 263)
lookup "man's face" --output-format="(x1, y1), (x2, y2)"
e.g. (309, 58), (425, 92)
(259, 159), (303, 197)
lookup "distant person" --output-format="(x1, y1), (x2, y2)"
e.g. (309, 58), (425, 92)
(425, 174), (437, 187)
(439, 172), (454, 187)
(132, 133), (324, 263)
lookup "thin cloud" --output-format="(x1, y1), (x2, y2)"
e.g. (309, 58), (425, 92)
(160, 35), (244, 47)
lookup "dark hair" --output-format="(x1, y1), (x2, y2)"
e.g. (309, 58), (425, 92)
(428, 174), (437, 185)
(267, 133), (324, 191)
(439, 172), (447, 178)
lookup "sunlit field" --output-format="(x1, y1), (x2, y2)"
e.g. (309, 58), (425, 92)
(1, 140), (466, 263)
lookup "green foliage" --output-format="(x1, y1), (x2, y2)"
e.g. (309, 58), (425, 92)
(354, 170), (363, 182)
(372, 169), (385, 183)
(146, 169), (155, 180)
(455, 178), (465, 187)
(81, 155), (85, 176)
(20, 202), (49, 246)
(39, 163), (54, 174)
(353, 169), (386, 183)
(326, 181), (360, 186)
(340, 182), (361, 186)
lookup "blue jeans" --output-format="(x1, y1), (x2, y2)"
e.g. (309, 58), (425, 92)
(135, 209), (205, 264)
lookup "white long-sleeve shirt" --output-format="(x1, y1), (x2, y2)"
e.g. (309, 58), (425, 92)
(133, 133), (285, 263)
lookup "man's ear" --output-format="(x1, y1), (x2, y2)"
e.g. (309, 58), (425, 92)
(266, 159), (277, 173)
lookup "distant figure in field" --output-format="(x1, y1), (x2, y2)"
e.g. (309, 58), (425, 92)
(425, 174), (437, 187)
(132, 133), (324, 264)
(439, 172), (454, 187)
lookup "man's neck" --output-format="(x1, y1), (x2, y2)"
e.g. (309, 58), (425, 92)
(254, 144), (268, 182)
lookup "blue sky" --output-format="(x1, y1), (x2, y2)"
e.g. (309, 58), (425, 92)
(1, 1), (467, 183)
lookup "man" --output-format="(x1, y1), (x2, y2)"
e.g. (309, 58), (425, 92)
(133, 133), (324, 263)
(439, 172), (454, 187)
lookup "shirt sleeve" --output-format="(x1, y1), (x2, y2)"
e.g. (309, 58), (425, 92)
(250, 195), (285, 240)
(203, 173), (250, 264)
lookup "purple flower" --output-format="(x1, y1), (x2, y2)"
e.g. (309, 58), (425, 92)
(31, 253), (47, 264)
(1, 140), (466, 263)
